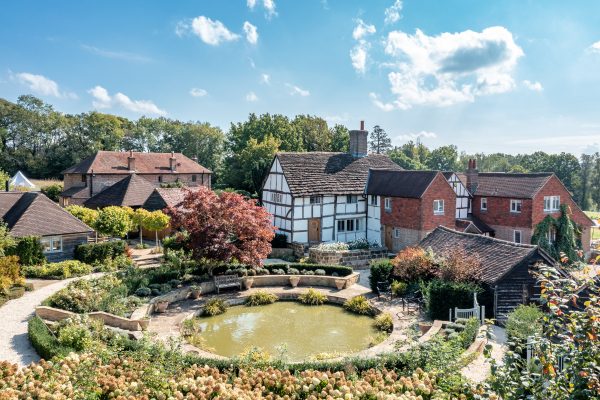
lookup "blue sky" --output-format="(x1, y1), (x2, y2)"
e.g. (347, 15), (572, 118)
(2, 1), (600, 154)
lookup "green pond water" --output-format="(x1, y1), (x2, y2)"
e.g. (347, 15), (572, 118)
(194, 302), (382, 361)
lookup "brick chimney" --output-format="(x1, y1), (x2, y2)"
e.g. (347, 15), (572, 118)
(169, 151), (177, 172)
(127, 150), (136, 172)
(349, 120), (368, 158)
(465, 158), (479, 194)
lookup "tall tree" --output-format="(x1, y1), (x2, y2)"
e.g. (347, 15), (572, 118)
(369, 125), (392, 154)
(427, 145), (460, 171)
(329, 124), (349, 152)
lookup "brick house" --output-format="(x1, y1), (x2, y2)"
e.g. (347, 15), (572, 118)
(0, 192), (93, 262)
(465, 159), (594, 254)
(60, 151), (211, 206)
(365, 169), (457, 251)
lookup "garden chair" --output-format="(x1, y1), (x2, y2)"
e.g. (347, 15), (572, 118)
(376, 281), (392, 301)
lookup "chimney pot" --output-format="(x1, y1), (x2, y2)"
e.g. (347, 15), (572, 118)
(466, 158), (479, 194)
(349, 120), (368, 158)
(360, 120), (365, 130)
(127, 151), (136, 171)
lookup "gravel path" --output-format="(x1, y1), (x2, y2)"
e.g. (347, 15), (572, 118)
(461, 325), (507, 383)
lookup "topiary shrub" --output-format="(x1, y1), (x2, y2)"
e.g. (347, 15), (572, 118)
(74, 241), (126, 264)
(369, 259), (393, 293)
(202, 298), (228, 316)
(422, 279), (482, 320)
(343, 295), (372, 315)
(7, 236), (45, 266)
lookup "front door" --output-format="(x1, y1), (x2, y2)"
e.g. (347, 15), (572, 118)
(384, 225), (393, 250)
(308, 218), (321, 243)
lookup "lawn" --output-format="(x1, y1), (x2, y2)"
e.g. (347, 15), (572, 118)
(585, 211), (600, 240)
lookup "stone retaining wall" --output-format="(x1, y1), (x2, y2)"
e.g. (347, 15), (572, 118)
(289, 242), (306, 259)
(308, 247), (388, 269)
(269, 248), (295, 259)
(35, 306), (148, 331)
(246, 272), (360, 290)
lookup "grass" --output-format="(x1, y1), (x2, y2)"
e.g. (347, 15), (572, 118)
(584, 211), (600, 240)
(30, 179), (63, 189)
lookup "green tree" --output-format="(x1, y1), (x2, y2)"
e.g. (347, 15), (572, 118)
(65, 205), (99, 228)
(292, 115), (331, 151)
(0, 222), (16, 256)
(531, 204), (582, 263)
(329, 124), (349, 152)
(578, 153), (595, 210)
(143, 210), (170, 249)
(427, 145), (460, 171)
(369, 125), (392, 154)
(94, 206), (132, 238)
(131, 208), (151, 246)
(388, 147), (427, 170)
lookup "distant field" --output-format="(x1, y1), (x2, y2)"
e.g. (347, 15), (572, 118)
(30, 179), (63, 189)
(585, 211), (600, 240)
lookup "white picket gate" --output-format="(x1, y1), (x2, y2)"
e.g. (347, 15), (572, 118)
(449, 292), (485, 324)
(526, 337), (567, 371)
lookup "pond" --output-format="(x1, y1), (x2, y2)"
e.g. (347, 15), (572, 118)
(192, 302), (382, 361)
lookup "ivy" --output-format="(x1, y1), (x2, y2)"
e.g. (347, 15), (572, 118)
(532, 204), (582, 263)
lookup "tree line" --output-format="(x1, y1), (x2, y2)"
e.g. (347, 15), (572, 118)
(2, 94), (599, 210)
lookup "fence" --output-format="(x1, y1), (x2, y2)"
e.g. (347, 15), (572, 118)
(526, 336), (567, 371)
(449, 292), (485, 324)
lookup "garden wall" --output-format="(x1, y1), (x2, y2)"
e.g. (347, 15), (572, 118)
(248, 272), (360, 289)
(308, 247), (388, 268)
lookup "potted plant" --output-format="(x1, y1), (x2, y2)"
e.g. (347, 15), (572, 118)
(190, 285), (202, 299)
(138, 317), (151, 331)
(244, 277), (254, 290)
(154, 300), (169, 313)
(419, 322), (433, 334)
(289, 276), (300, 288)
(334, 278), (346, 290)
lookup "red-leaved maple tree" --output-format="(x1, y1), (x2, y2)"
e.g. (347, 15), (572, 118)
(167, 187), (276, 267)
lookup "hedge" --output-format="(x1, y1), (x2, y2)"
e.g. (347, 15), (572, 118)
(22, 260), (93, 280)
(74, 241), (126, 264)
(369, 259), (393, 293)
(28, 316), (75, 360)
(263, 263), (353, 277)
(7, 236), (45, 266)
(422, 279), (483, 320)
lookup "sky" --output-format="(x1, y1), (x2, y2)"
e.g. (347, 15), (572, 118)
(1, 1), (600, 155)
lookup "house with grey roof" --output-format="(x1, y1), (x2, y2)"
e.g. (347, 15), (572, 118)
(0, 192), (93, 262)
(261, 121), (401, 245)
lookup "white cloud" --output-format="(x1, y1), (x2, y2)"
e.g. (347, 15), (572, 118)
(260, 73), (270, 84)
(372, 26), (524, 109)
(190, 16), (239, 46)
(81, 45), (151, 63)
(246, 91), (259, 102)
(352, 19), (376, 40)
(522, 80), (543, 92)
(396, 130), (437, 141)
(189, 88), (208, 97)
(588, 40), (600, 54)
(286, 83), (310, 97)
(247, 0), (257, 9)
(325, 113), (349, 124)
(350, 44), (368, 73)
(384, 0), (403, 25)
(263, 0), (277, 18)
(13, 72), (76, 98)
(243, 21), (258, 44)
(88, 85), (166, 115)
(369, 92), (395, 111)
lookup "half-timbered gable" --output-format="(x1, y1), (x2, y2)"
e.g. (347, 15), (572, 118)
(443, 171), (471, 218)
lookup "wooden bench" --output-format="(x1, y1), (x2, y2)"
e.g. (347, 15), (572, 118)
(214, 275), (242, 294)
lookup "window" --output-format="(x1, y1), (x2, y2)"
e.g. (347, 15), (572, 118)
(270, 193), (282, 203)
(480, 197), (488, 211)
(158, 176), (163, 183)
(309, 195), (321, 204)
(514, 230), (522, 244)
(544, 195), (560, 212)
(433, 199), (444, 215)
(370, 195), (378, 206)
(346, 195), (358, 204)
(548, 227), (557, 245)
(192, 174), (197, 182)
(394, 228), (401, 238)
(510, 199), (522, 213)
(41, 236), (62, 253)
(384, 197), (392, 211)
(337, 218), (360, 232)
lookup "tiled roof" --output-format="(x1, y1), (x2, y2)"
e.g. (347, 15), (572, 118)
(62, 151), (211, 175)
(0, 192), (93, 237)
(61, 186), (88, 198)
(276, 152), (402, 196)
(143, 187), (201, 211)
(365, 170), (440, 198)
(419, 226), (555, 284)
(84, 174), (156, 208)
(474, 172), (553, 198)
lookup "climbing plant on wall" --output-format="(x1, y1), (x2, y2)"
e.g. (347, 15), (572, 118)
(532, 204), (582, 263)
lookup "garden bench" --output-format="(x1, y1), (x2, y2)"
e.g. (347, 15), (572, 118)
(214, 275), (242, 294)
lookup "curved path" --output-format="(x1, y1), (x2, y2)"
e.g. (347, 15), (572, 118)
(0, 274), (102, 366)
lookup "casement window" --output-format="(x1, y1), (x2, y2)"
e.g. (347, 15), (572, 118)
(394, 228), (401, 238)
(510, 199), (522, 213)
(41, 236), (62, 253)
(433, 199), (444, 215)
(370, 195), (378, 206)
(192, 174), (197, 182)
(270, 193), (282, 203)
(480, 197), (488, 211)
(384, 197), (392, 211)
(346, 195), (358, 204)
(514, 230), (522, 244)
(309, 195), (322, 205)
(544, 195), (560, 212)
(337, 218), (360, 232)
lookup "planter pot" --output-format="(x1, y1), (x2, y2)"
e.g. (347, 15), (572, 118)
(334, 279), (346, 290)
(155, 301), (169, 313)
(419, 322), (433, 335)
(289, 276), (300, 288)
(138, 318), (150, 331)
(190, 288), (202, 299)
(244, 278), (254, 290)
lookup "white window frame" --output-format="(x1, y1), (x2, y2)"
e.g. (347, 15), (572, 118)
(544, 195), (560, 212)
(480, 197), (488, 211)
(394, 228), (401, 238)
(514, 230), (522, 244)
(346, 195), (358, 204)
(433, 199), (444, 215)
(41, 236), (63, 254)
(337, 218), (360, 233)
(370, 195), (378, 206)
(309, 195), (321, 205)
(384, 197), (392, 211)
(510, 199), (522, 213)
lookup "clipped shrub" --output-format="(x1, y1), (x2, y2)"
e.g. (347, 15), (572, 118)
(314, 269), (326, 276)
(271, 233), (288, 249)
(245, 290), (278, 306)
(22, 260), (92, 280)
(287, 267), (300, 275)
(134, 287), (152, 297)
(7, 236), (45, 266)
(298, 288), (327, 305)
(343, 295), (372, 315)
(505, 304), (544, 347)
(458, 318), (480, 349)
(391, 280), (408, 297)
(422, 279), (482, 320)
(28, 316), (74, 360)
(74, 241), (126, 264)
(264, 263), (353, 277)
(202, 298), (228, 316)
(373, 312), (394, 332)
(369, 259), (393, 293)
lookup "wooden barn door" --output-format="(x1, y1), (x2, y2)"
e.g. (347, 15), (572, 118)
(384, 225), (393, 250)
(308, 218), (321, 243)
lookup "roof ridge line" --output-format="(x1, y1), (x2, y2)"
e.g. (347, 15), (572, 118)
(435, 225), (538, 249)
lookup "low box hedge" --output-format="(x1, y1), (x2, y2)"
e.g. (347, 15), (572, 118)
(22, 260), (93, 280)
(74, 241), (126, 264)
(263, 263), (353, 277)
(28, 316), (75, 360)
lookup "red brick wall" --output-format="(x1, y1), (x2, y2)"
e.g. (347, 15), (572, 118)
(381, 197), (421, 229)
(472, 196), (533, 228)
(532, 176), (591, 227)
(421, 174), (457, 231)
